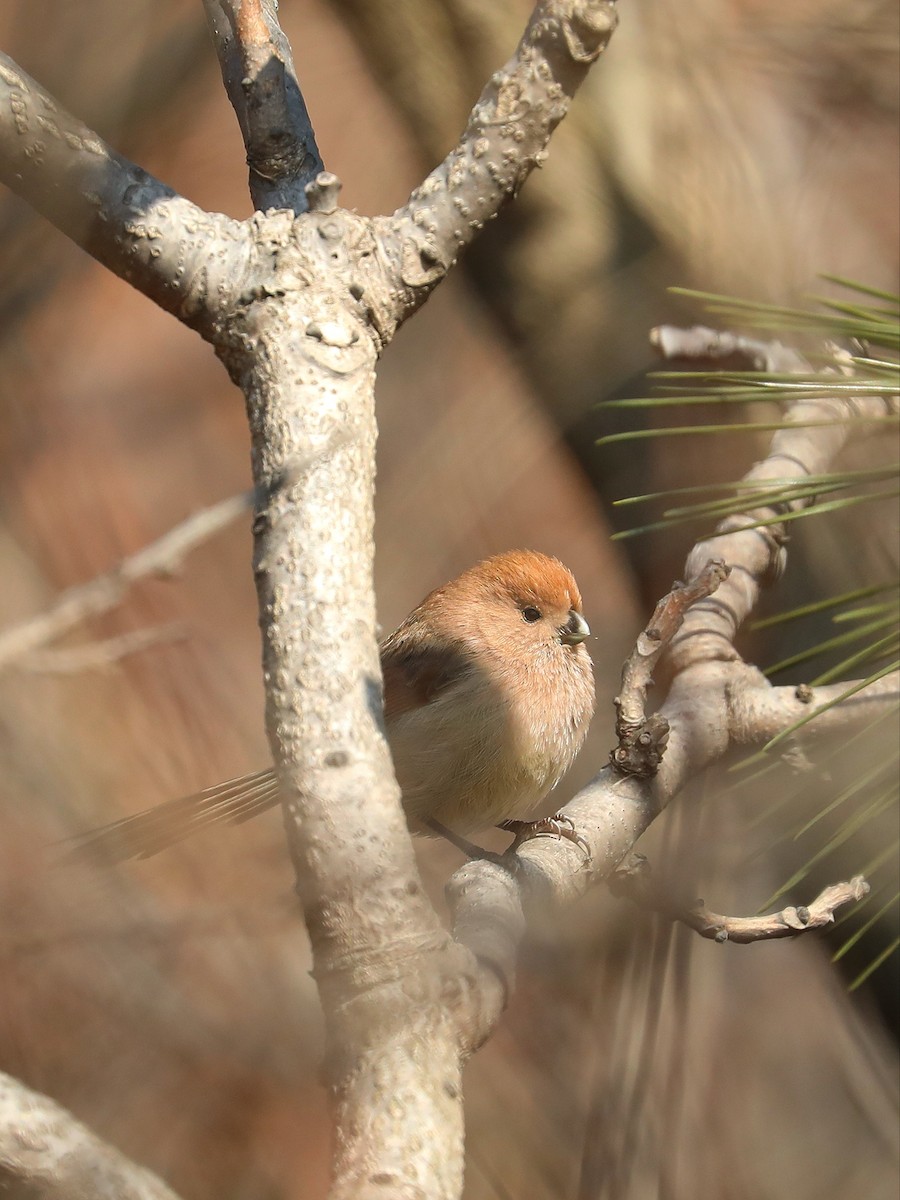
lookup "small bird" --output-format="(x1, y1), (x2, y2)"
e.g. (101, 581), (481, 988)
(67, 551), (595, 862)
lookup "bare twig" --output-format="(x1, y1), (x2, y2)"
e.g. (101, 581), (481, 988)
(0, 1071), (182, 1200)
(650, 324), (809, 373)
(0, 493), (251, 671)
(18, 625), (186, 674)
(609, 856), (871, 944)
(202, 0), (323, 210)
(611, 559), (730, 777)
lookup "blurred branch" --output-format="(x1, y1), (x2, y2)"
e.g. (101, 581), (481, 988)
(0, 54), (250, 337)
(609, 855), (871, 944)
(0, 493), (251, 671)
(18, 624), (186, 674)
(202, 0), (323, 210)
(650, 324), (810, 372)
(0, 1071), (182, 1200)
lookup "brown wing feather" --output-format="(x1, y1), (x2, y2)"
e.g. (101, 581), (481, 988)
(382, 644), (471, 719)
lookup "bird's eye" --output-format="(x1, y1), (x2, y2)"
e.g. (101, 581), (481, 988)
(522, 606), (542, 623)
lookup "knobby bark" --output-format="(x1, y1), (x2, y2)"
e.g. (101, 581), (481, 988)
(0, 3), (893, 1199)
(0, 1071), (181, 1200)
(0, 3), (620, 1197)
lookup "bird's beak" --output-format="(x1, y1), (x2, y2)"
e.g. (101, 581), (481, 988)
(559, 609), (590, 646)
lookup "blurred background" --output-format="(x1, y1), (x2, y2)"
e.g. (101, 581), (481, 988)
(0, 1), (897, 1197)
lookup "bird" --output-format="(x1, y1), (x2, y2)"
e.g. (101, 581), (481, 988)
(65, 550), (595, 862)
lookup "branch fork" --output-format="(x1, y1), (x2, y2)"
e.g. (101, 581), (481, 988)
(0, 5), (891, 1199)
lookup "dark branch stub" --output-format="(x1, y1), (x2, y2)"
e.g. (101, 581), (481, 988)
(611, 560), (730, 777)
(203, 0), (324, 212)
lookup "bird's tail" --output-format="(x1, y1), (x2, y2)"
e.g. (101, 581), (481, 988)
(60, 768), (281, 863)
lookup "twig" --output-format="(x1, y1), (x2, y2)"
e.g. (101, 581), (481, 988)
(17, 625), (186, 674)
(202, 0), (323, 211)
(611, 559), (730, 777)
(0, 494), (251, 671)
(609, 855), (871, 944)
(650, 324), (809, 373)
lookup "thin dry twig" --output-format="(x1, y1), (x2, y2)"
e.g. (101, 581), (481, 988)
(18, 625), (186, 674)
(650, 324), (810, 373)
(0, 493), (251, 671)
(609, 855), (871, 944)
(611, 559), (730, 777)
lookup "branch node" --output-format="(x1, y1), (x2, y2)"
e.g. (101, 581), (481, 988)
(611, 559), (729, 777)
(305, 171), (342, 214)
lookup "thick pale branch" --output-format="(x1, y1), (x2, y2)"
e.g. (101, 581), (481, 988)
(382, 0), (617, 316)
(203, 0), (323, 210)
(0, 492), (251, 671)
(0, 54), (251, 335)
(0, 1071), (182, 1200)
(731, 670), (900, 746)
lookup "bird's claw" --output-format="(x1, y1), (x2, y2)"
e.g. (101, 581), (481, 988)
(499, 815), (591, 863)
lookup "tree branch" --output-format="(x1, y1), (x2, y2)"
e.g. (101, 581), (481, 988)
(446, 327), (895, 1042)
(0, 1071), (182, 1200)
(649, 324), (810, 373)
(652, 326), (899, 671)
(0, 54), (251, 337)
(382, 0), (618, 317)
(18, 625), (186, 673)
(203, 0), (324, 211)
(732, 671), (900, 746)
(609, 856), (871, 944)
(0, 492), (251, 671)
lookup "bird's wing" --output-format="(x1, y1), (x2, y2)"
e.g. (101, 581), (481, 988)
(380, 626), (473, 720)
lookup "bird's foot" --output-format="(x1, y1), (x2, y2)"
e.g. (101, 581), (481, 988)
(499, 815), (591, 861)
